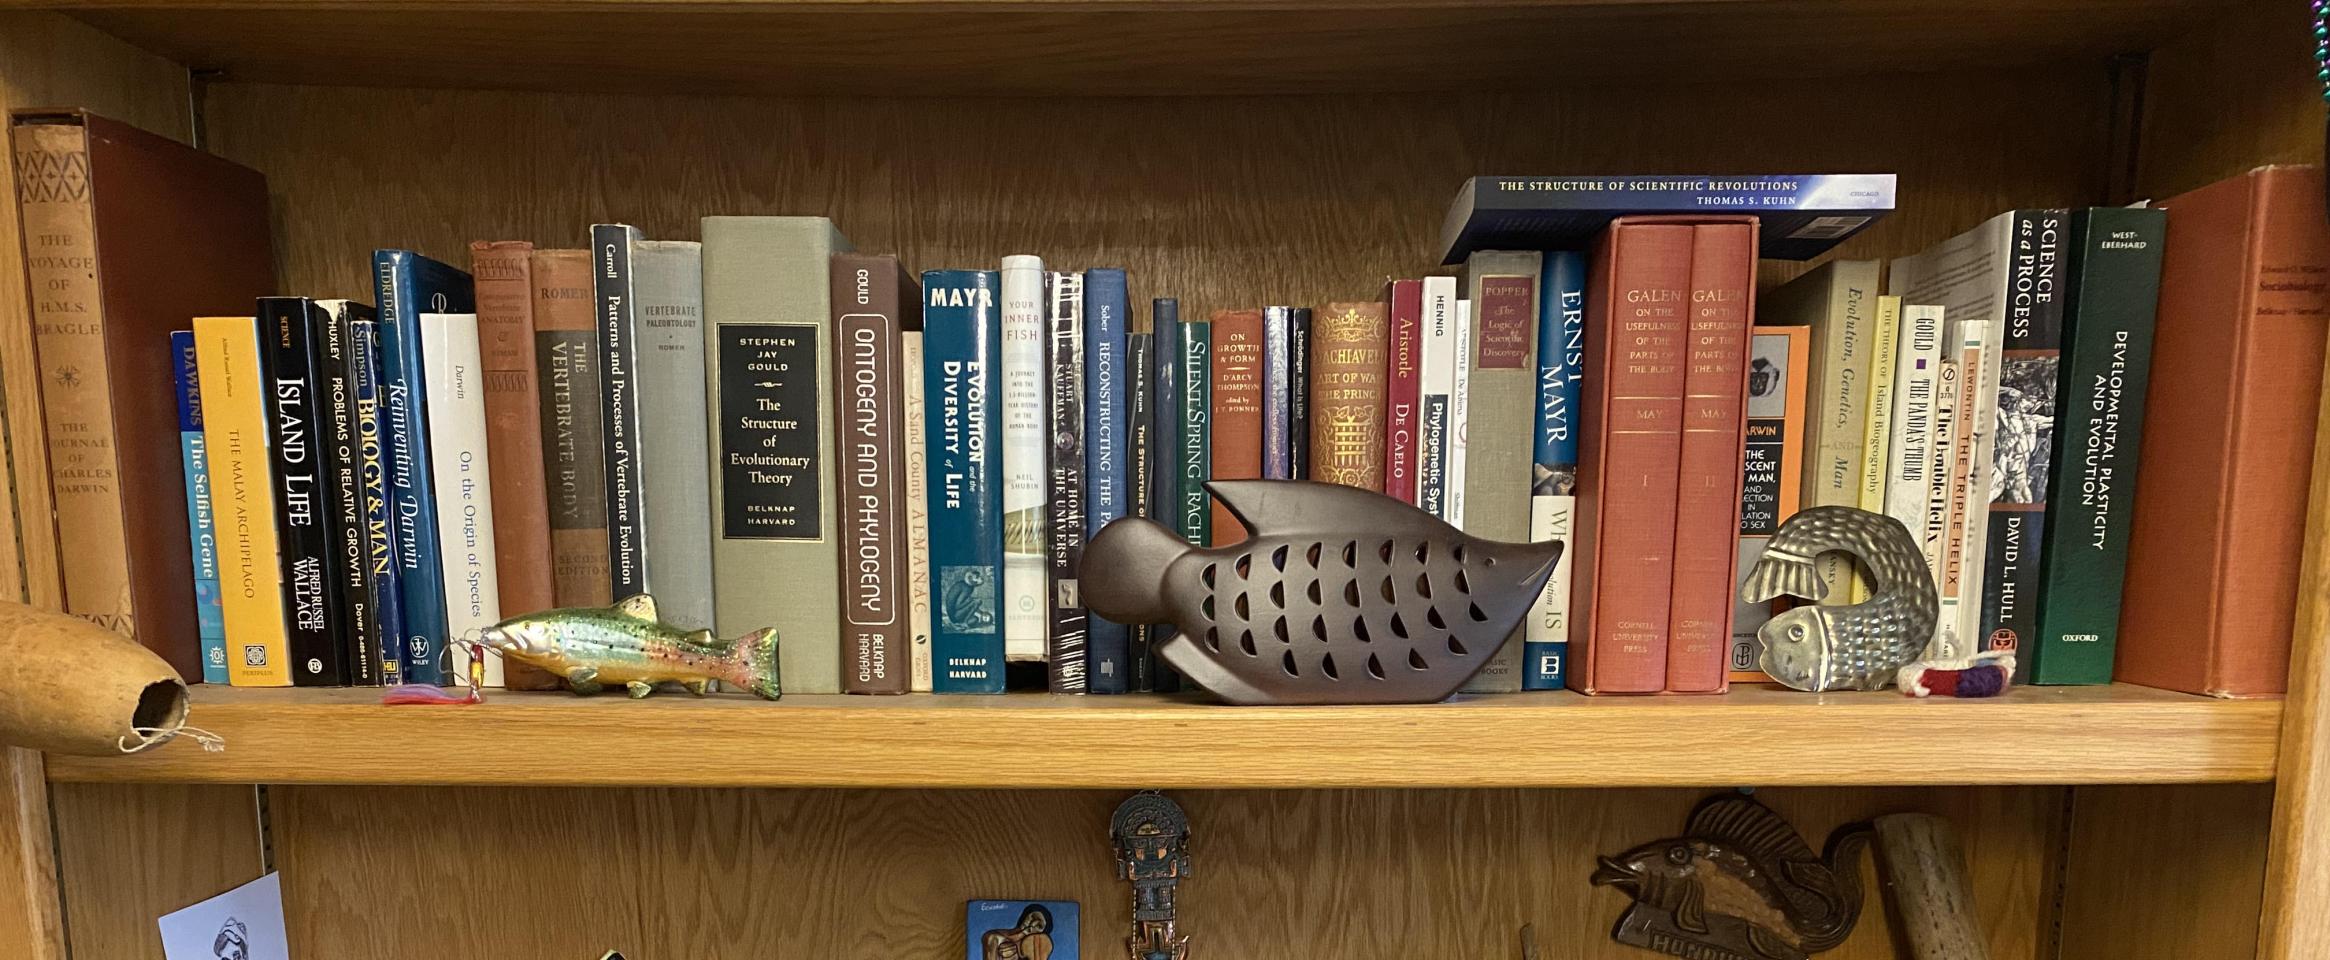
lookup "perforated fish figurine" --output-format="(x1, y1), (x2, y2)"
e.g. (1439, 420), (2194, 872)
(1737, 506), (1937, 692)
(477, 595), (781, 699)
(1592, 795), (1870, 960)
(1083, 480), (1562, 705)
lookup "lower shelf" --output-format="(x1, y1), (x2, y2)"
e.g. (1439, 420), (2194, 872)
(41, 683), (2282, 789)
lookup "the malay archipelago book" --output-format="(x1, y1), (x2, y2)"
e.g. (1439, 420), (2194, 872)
(1438, 174), (1897, 264)
(316, 299), (380, 686)
(1085, 268), (1132, 692)
(255, 297), (350, 687)
(924, 268), (1007, 693)
(170, 332), (229, 683)
(530, 248), (612, 611)
(701, 217), (849, 692)
(1458, 251), (1542, 694)
(375, 248), (473, 684)
(420, 312), (504, 686)
(192, 317), (292, 686)
(1524, 253), (1585, 691)
(831, 253), (920, 695)
(1731, 324), (1809, 684)
(999, 254), (1051, 664)
(1045, 270), (1089, 693)
(468, 241), (557, 689)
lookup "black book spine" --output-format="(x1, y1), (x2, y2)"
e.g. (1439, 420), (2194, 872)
(593, 225), (648, 599)
(1123, 329), (1156, 692)
(258, 298), (350, 686)
(1045, 272), (1089, 693)
(1289, 307), (1313, 480)
(320, 302), (379, 685)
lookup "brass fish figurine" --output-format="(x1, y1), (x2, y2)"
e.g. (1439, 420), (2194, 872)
(1593, 796), (1870, 960)
(1737, 506), (1938, 692)
(1083, 480), (1562, 705)
(477, 595), (781, 699)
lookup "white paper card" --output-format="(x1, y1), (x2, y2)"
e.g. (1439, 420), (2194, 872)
(157, 872), (290, 960)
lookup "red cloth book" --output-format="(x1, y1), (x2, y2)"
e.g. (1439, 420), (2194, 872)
(1664, 219), (1760, 693)
(1382, 279), (1424, 503)
(1209, 309), (1266, 545)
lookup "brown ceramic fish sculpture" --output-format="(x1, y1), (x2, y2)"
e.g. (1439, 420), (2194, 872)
(1083, 480), (1562, 705)
(1592, 796), (1871, 960)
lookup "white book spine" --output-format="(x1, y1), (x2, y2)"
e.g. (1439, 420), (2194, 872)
(902, 330), (933, 692)
(1921, 348), (1963, 585)
(421, 313), (504, 686)
(1525, 494), (1573, 641)
(1445, 298), (1472, 528)
(1942, 317), (1999, 659)
(1882, 306), (1944, 548)
(998, 254), (1049, 660)
(1416, 276), (1458, 520)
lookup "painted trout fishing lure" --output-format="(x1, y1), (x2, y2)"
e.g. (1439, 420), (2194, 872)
(478, 595), (782, 699)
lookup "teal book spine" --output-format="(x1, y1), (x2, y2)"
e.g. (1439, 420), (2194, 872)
(1177, 316), (1212, 549)
(173, 331), (229, 683)
(2031, 207), (2167, 684)
(923, 270), (1006, 693)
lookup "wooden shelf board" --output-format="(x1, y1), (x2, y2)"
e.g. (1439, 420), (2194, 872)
(44, 683), (2282, 788)
(26, 0), (2219, 95)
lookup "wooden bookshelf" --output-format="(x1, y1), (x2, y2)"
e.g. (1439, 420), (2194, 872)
(44, 683), (2285, 788)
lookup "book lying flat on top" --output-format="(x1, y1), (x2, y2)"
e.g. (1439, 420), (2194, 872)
(1440, 174), (1896, 264)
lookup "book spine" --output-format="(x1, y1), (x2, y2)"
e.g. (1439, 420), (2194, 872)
(469, 242), (557, 689)
(1934, 322), (1994, 661)
(193, 317), (292, 686)
(903, 330), (935, 692)
(1731, 325), (1810, 683)
(421, 313), (503, 686)
(1665, 223), (1756, 694)
(1289, 307), (1313, 480)
(257, 299), (347, 687)
(318, 304), (378, 686)
(1382, 279), (1424, 503)
(1524, 252), (1586, 691)
(1262, 306), (1293, 479)
(1124, 328), (1156, 692)
(1882, 306), (1944, 559)
(924, 270), (1006, 693)
(1310, 302), (1389, 491)
(1153, 300), (1194, 692)
(1085, 268), (1131, 692)
(1445, 300), (1474, 527)
(1804, 263), (1881, 607)
(1461, 251), (1544, 694)
(530, 250), (612, 610)
(632, 243), (714, 634)
(1571, 222), (1693, 694)
(593, 226), (648, 606)
(1046, 271), (1089, 693)
(1858, 298), (1903, 518)
(354, 320), (404, 686)
(833, 254), (910, 694)
(1416, 278), (1458, 519)
(1209, 310), (1264, 545)
(1920, 346), (1963, 582)
(2034, 207), (2166, 684)
(173, 332), (230, 684)
(375, 252), (451, 685)
(999, 255), (1050, 661)
(1980, 210), (2069, 677)
(1178, 315), (1212, 550)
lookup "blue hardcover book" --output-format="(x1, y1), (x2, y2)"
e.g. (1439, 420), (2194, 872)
(924, 269), (1006, 693)
(1261, 305), (1292, 479)
(1149, 300), (1186, 692)
(1522, 251), (1587, 691)
(172, 331), (229, 684)
(967, 900), (1078, 960)
(353, 319), (404, 685)
(374, 249), (473, 684)
(1083, 268), (1130, 693)
(1438, 174), (1897, 264)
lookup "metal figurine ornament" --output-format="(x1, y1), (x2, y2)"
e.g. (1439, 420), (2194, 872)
(1593, 795), (1871, 960)
(1083, 480), (1562, 704)
(1111, 792), (1192, 960)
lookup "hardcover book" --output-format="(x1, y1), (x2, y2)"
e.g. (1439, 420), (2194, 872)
(1882, 304), (1945, 565)
(966, 901), (1078, 960)
(1289, 307), (1313, 480)
(1759, 260), (1883, 606)
(1934, 319), (1995, 662)
(1085, 268), (1131, 692)
(353, 319), (403, 685)
(904, 329), (935, 692)
(1309, 301), (1388, 491)
(2120, 166), (2329, 697)
(1570, 218), (1694, 694)
(1666, 220), (1759, 694)
(10, 111), (274, 681)
(1262, 306), (1294, 479)
(1124, 327), (1156, 691)
(703, 218), (848, 691)
(1975, 212), (2069, 675)
(374, 249), (473, 685)
(1524, 253), (1586, 690)
(1383, 279), (1424, 504)
(171, 332), (229, 683)
(1439, 174), (1896, 264)
(1416, 277), (1459, 520)
(999, 254), (1051, 662)
(256, 297), (348, 687)
(191, 317), (291, 686)
(924, 269), (1006, 693)
(1176, 309), (1212, 550)
(1731, 325), (1809, 683)
(316, 300), (379, 686)
(2030, 207), (2166, 685)
(421, 313), (504, 686)
(1460, 251), (1544, 693)
(1046, 271), (1089, 693)
(530, 248), (611, 610)
(1209, 309), (1264, 545)
(832, 254), (919, 694)
(606, 232), (715, 638)
(469, 241), (557, 689)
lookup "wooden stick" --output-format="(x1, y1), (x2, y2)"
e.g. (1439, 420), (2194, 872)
(1874, 813), (1989, 960)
